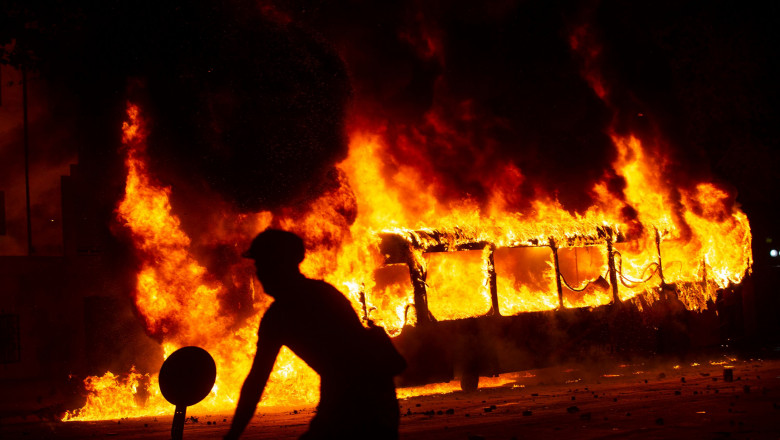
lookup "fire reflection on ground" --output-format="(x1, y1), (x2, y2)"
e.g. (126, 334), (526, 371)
(16, 357), (780, 440)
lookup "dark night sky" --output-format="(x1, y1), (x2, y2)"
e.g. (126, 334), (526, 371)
(1, 0), (778, 255)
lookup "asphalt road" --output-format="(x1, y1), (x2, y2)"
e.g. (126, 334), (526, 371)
(2, 356), (779, 439)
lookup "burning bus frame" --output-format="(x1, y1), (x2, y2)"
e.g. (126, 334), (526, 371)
(362, 225), (746, 391)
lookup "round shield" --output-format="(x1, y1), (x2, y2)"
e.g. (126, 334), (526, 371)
(159, 346), (217, 407)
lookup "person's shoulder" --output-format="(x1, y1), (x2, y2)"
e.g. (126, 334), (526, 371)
(259, 301), (284, 325)
(257, 301), (288, 340)
(309, 278), (350, 299)
(305, 277), (340, 292)
(301, 278), (352, 305)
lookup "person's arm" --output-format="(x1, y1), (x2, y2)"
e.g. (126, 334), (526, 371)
(223, 334), (281, 440)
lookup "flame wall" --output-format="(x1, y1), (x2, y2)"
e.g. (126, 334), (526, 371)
(61, 1), (757, 422)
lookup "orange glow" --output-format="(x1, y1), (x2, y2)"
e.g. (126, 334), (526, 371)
(397, 375), (516, 399)
(65, 104), (320, 421)
(66, 50), (751, 419)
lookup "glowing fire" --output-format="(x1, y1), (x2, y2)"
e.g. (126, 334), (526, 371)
(65, 104), (322, 420)
(65, 96), (751, 420)
(64, 42), (751, 421)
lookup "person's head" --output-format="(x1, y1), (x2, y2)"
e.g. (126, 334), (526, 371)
(243, 229), (305, 296)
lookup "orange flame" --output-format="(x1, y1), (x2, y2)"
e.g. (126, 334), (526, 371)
(66, 73), (751, 420)
(65, 104), (321, 420)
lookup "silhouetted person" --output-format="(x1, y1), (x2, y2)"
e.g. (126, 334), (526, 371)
(224, 229), (401, 440)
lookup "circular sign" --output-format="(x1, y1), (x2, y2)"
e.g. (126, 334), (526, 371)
(159, 346), (217, 407)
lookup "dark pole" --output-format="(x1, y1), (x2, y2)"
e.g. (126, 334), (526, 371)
(405, 246), (431, 326)
(171, 405), (186, 440)
(485, 244), (499, 316)
(22, 63), (33, 255)
(655, 227), (665, 286)
(549, 238), (564, 309)
(607, 238), (620, 304)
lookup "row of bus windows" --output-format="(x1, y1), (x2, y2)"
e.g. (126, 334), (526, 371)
(373, 244), (672, 322)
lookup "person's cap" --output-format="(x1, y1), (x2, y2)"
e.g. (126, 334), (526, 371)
(242, 229), (305, 266)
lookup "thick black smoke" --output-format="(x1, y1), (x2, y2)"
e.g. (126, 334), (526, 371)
(595, 2), (772, 174)
(271, 0), (780, 224)
(592, 1), (780, 221)
(2, 0), (352, 214)
(140, 3), (351, 212)
(277, 0), (614, 214)
(1, 1), (355, 375)
(6, 0), (777, 219)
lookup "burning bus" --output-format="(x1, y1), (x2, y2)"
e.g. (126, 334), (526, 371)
(52, 104), (752, 421)
(0, 1), (761, 424)
(363, 218), (750, 391)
